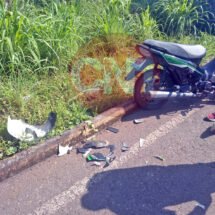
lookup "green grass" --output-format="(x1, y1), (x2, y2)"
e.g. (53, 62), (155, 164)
(0, 72), (91, 157)
(153, 0), (213, 36)
(0, 0), (214, 159)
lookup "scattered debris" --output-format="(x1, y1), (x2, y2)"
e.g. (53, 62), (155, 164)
(7, 112), (57, 142)
(77, 147), (90, 154)
(195, 202), (205, 210)
(78, 131), (117, 168)
(139, 138), (145, 148)
(154, 155), (165, 161)
(82, 149), (92, 158)
(121, 142), (130, 152)
(106, 126), (119, 133)
(133, 118), (144, 124)
(58, 144), (73, 156)
(83, 140), (109, 149)
(104, 152), (116, 168)
(90, 161), (102, 167)
(108, 144), (115, 153)
(86, 153), (106, 162)
(85, 150), (116, 168)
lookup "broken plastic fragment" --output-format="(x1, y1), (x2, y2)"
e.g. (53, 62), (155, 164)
(154, 155), (165, 161)
(106, 126), (119, 133)
(86, 153), (106, 162)
(121, 142), (129, 152)
(58, 144), (73, 156)
(77, 148), (90, 154)
(83, 140), (109, 149)
(139, 138), (145, 147)
(7, 112), (57, 142)
(133, 118), (144, 124)
(104, 152), (116, 168)
(108, 144), (115, 153)
(90, 161), (102, 167)
(93, 153), (106, 160)
(82, 149), (92, 158)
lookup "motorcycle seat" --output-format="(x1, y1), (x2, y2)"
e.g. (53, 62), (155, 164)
(144, 39), (206, 60)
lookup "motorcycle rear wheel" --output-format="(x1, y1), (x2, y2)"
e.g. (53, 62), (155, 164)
(134, 69), (167, 109)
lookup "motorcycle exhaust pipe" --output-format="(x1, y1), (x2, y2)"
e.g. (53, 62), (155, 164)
(147, 91), (196, 99)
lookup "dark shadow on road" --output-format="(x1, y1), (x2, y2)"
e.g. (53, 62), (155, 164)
(200, 126), (214, 139)
(82, 162), (215, 215)
(122, 99), (214, 122)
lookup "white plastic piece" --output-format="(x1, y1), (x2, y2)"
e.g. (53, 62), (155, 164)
(7, 116), (46, 142)
(82, 149), (92, 158)
(90, 161), (102, 167)
(58, 144), (73, 157)
(134, 118), (144, 124)
(7, 112), (56, 142)
(139, 138), (145, 148)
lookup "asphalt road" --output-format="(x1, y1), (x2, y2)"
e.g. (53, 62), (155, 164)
(0, 99), (215, 215)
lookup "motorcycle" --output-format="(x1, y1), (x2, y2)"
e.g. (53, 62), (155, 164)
(125, 39), (215, 108)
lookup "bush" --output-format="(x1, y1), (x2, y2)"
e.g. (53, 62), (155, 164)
(0, 0), (84, 76)
(153, 0), (213, 36)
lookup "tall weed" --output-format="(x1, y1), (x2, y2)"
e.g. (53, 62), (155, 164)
(154, 0), (213, 36)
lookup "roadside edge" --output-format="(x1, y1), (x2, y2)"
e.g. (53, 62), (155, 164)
(0, 99), (137, 181)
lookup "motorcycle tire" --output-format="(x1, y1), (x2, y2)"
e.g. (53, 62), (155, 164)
(134, 69), (167, 109)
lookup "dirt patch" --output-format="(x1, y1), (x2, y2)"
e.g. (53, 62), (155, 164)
(69, 34), (138, 112)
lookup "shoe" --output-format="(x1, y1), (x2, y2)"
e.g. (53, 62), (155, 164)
(207, 112), (215, 122)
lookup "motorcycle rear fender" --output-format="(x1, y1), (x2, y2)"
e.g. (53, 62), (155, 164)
(125, 58), (154, 81)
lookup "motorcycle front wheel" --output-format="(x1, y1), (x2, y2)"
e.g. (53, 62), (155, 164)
(134, 69), (167, 109)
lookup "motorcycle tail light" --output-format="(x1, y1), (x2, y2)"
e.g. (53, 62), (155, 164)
(135, 44), (151, 58)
